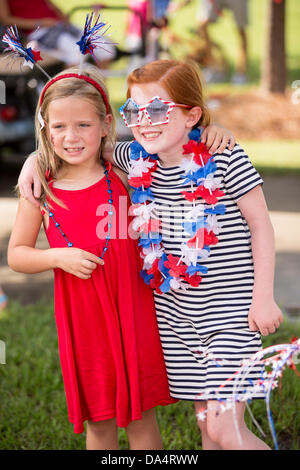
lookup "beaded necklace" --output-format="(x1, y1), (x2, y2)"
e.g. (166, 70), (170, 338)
(43, 160), (113, 260)
(128, 129), (226, 294)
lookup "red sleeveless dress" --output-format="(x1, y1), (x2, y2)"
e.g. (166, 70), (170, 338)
(44, 169), (176, 434)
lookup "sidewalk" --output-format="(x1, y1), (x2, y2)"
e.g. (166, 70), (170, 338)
(1, 174), (300, 315)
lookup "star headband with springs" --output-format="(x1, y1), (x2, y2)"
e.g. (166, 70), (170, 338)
(2, 12), (113, 119)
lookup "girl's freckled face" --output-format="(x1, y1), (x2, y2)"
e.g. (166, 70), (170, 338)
(47, 96), (108, 166)
(130, 82), (191, 161)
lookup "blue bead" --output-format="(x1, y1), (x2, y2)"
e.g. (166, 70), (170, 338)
(106, 235), (110, 240)
(68, 242), (73, 247)
(108, 211), (113, 215)
(108, 199), (113, 204)
(108, 223), (112, 228)
(108, 189), (112, 194)
(103, 247), (107, 252)
(55, 222), (60, 227)
(49, 212), (54, 217)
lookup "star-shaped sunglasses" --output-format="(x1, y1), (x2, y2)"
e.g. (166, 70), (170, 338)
(119, 96), (192, 128)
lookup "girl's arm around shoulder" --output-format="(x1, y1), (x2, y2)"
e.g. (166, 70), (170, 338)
(237, 186), (283, 336)
(7, 197), (55, 274)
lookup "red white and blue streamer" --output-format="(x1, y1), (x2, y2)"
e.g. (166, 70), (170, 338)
(2, 25), (50, 79)
(195, 338), (300, 450)
(76, 11), (116, 71)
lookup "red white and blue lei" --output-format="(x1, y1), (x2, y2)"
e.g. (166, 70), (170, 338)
(128, 128), (226, 294)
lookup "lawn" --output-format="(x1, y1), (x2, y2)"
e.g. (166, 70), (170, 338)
(0, 301), (299, 450)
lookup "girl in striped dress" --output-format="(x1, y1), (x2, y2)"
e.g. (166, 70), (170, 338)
(113, 60), (283, 450)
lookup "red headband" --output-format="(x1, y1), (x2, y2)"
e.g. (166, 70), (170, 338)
(39, 73), (110, 114)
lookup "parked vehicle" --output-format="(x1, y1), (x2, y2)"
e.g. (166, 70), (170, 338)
(0, 52), (63, 161)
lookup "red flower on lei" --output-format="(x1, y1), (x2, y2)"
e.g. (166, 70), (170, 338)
(138, 218), (161, 235)
(181, 186), (225, 204)
(184, 273), (202, 287)
(182, 141), (211, 166)
(164, 254), (187, 277)
(129, 171), (153, 188)
(187, 228), (219, 249)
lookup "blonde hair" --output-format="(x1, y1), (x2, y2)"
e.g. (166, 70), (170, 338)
(35, 65), (115, 206)
(127, 59), (210, 128)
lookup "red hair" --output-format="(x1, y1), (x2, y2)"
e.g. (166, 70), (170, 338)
(126, 60), (211, 127)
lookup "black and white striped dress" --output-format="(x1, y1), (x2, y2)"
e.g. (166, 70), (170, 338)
(114, 142), (265, 401)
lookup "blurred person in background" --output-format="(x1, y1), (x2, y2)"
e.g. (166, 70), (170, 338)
(173, 0), (249, 84)
(0, 0), (116, 67)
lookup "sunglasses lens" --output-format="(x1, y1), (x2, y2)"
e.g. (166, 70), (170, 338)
(122, 100), (139, 126)
(147, 98), (170, 124)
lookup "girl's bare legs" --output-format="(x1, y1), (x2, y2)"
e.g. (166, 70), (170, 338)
(195, 401), (221, 450)
(204, 400), (270, 450)
(86, 408), (162, 450)
(126, 408), (163, 450)
(86, 418), (119, 450)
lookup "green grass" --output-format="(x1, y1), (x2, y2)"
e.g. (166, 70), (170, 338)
(240, 140), (300, 175)
(0, 300), (299, 450)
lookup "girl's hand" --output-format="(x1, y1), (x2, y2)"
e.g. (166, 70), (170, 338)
(248, 298), (283, 336)
(201, 124), (236, 155)
(53, 247), (104, 279)
(18, 152), (41, 207)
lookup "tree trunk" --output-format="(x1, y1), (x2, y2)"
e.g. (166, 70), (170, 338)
(261, 0), (286, 93)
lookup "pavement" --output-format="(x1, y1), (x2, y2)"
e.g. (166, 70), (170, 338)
(1, 167), (300, 319)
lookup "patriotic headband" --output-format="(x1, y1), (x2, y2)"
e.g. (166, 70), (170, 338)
(39, 73), (110, 114)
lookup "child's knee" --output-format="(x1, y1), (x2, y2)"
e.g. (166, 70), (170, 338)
(126, 408), (158, 434)
(205, 414), (237, 448)
(87, 417), (117, 436)
(206, 418), (226, 447)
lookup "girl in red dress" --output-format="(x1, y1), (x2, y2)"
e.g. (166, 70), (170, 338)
(8, 65), (177, 450)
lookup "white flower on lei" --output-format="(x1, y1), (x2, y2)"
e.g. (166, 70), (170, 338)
(142, 245), (164, 269)
(170, 277), (188, 291)
(197, 174), (222, 191)
(185, 204), (205, 221)
(205, 213), (223, 234)
(180, 243), (210, 266)
(128, 157), (156, 178)
(180, 156), (201, 175)
(131, 202), (156, 231)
